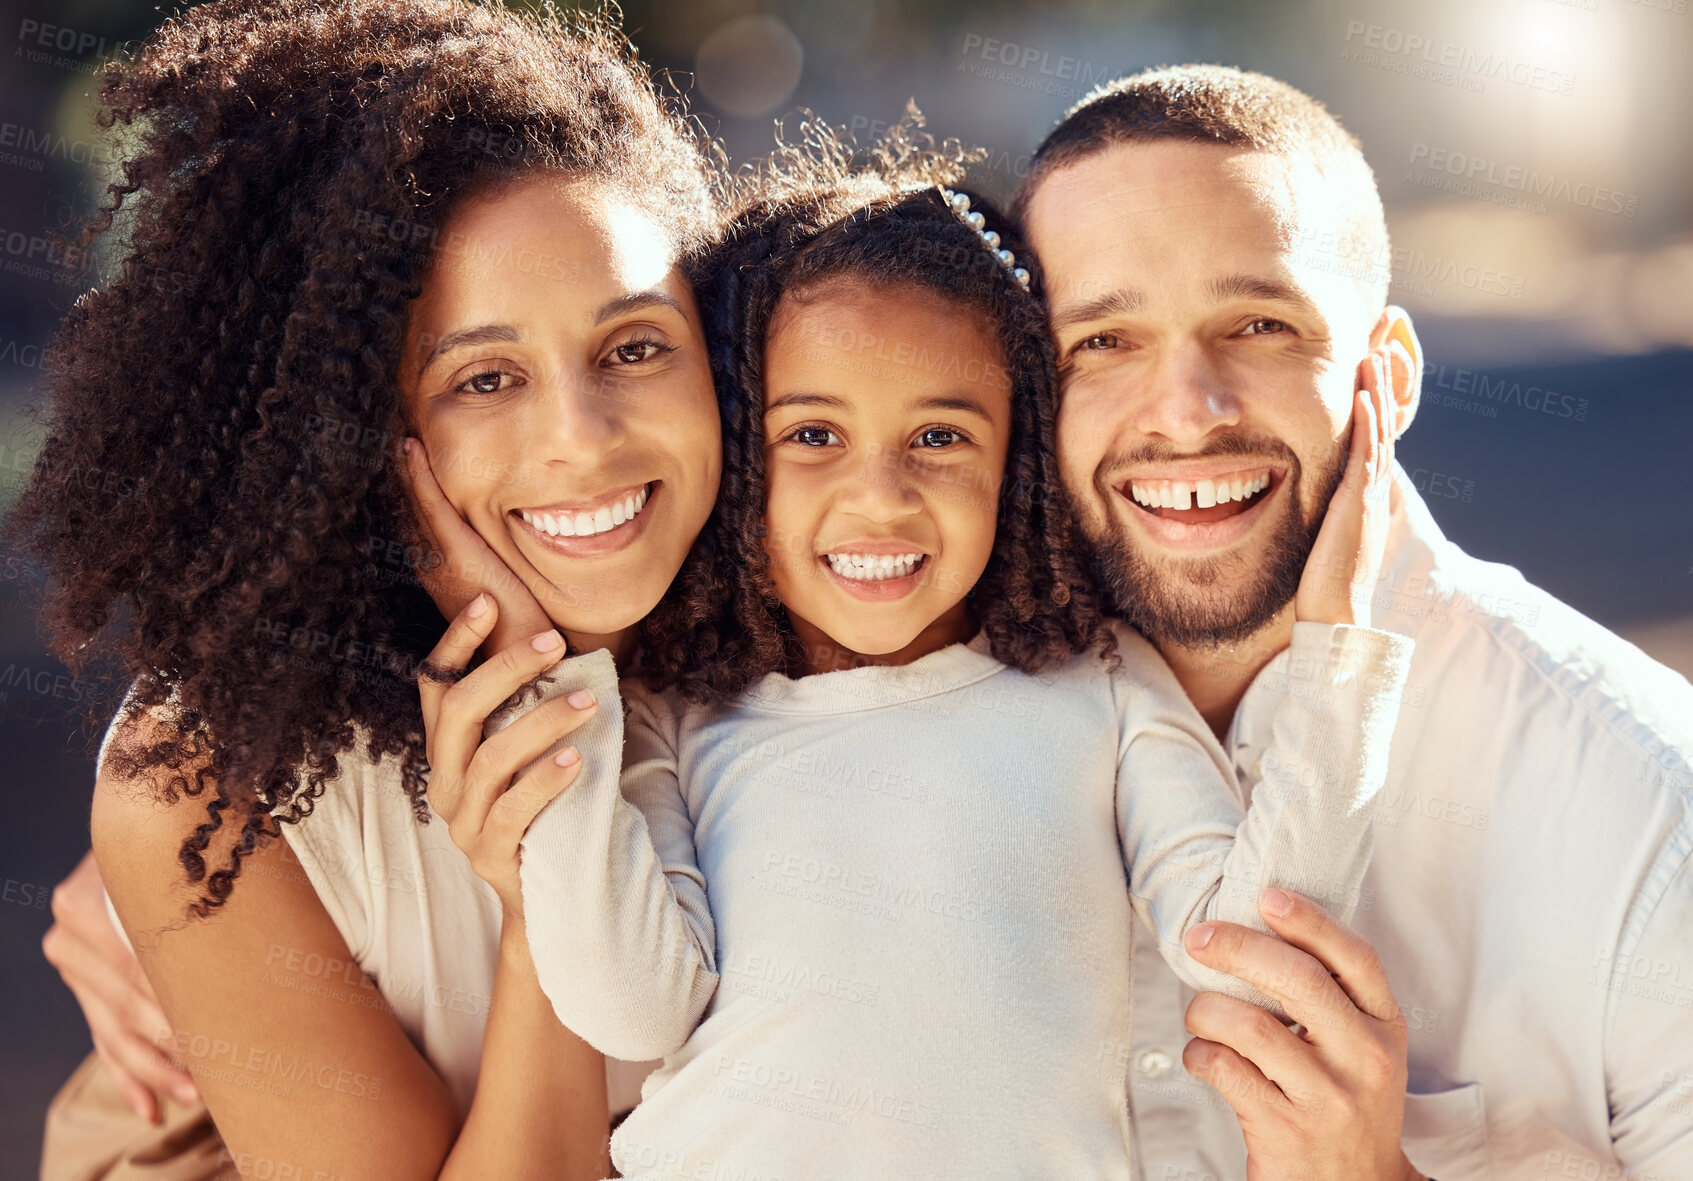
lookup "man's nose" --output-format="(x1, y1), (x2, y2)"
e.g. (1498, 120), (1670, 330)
(1132, 341), (1242, 445)
(835, 443), (924, 523)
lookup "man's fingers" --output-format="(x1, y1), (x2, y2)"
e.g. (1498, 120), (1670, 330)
(93, 1038), (161, 1124)
(1181, 1035), (1291, 1121)
(1184, 918), (1363, 1038)
(417, 592), (495, 741)
(1259, 888), (1401, 1026)
(1184, 989), (1313, 1094)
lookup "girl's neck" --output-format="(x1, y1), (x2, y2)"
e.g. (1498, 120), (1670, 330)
(564, 627), (639, 672)
(789, 602), (978, 677)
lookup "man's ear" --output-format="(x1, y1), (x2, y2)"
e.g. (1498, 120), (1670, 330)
(1367, 306), (1422, 438)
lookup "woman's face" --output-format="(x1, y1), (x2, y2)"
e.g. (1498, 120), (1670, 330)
(398, 174), (721, 643)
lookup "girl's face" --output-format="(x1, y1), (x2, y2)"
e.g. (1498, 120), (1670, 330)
(399, 174), (721, 645)
(761, 281), (1012, 671)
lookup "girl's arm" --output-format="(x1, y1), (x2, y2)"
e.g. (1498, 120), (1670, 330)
(507, 677), (719, 1063)
(1124, 367), (1412, 1015)
(92, 709), (609, 1181)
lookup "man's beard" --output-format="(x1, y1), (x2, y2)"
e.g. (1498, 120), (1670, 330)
(1082, 436), (1346, 650)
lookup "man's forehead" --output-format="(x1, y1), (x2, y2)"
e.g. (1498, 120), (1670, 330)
(1025, 142), (1325, 256)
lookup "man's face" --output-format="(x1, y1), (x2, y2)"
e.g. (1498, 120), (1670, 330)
(1024, 141), (1379, 649)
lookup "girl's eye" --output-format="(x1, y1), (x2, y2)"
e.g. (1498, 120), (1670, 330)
(456, 369), (520, 395)
(915, 428), (964, 449)
(609, 338), (675, 366)
(1240, 317), (1289, 336)
(789, 426), (839, 448)
(1081, 332), (1121, 351)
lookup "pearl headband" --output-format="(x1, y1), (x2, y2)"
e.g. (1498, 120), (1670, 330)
(938, 186), (1031, 292)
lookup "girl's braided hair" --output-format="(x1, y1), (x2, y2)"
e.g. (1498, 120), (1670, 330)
(643, 113), (1117, 704)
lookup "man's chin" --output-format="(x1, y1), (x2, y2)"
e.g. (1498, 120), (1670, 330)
(1086, 519), (1311, 651)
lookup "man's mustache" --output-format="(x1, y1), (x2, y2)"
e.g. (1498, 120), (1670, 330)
(1094, 430), (1301, 483)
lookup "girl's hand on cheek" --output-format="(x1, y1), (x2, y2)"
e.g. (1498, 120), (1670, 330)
(1295, 351), (1395, 628)
(418, 594), (599, 916)
(400, 436), (554, 656)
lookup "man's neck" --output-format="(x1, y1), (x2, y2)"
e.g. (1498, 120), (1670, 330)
(1153, 607), (1296, 741)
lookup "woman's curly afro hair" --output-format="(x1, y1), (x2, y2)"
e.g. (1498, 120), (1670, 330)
(3, 0), (721, 913)
(641, 113), (1117, 704)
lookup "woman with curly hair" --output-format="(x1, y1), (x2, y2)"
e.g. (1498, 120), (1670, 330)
(15, 0), (725, 1176)
(435, 126), (1417, 1175)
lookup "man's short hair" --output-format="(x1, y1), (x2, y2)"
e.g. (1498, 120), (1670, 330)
(1013, 64), (1391, 310)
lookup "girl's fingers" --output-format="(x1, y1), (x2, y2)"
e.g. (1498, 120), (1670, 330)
(450, 692), (598, 842)
(417, 593), (496, 744)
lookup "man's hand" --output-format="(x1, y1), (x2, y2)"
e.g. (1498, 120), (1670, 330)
(1181, 888), (1425, 1181)
(42, 850), (200, 1122)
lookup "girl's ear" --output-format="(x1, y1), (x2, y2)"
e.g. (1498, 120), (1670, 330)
(1367, 305), (1422, 438)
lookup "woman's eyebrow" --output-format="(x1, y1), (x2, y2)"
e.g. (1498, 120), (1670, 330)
(419, 323), (522, 372)
(593, 290), (684, 325)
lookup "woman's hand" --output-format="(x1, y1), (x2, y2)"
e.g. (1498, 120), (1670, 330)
(42, 850), (199, 1123)
(418, 594), (599, 916)
(1181, 889), (1425, 1181)
(400, 436), (555, 656)
(1295, 343), (1407, 628)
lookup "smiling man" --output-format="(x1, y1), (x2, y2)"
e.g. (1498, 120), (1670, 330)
(1016, 65), (1693, 1181)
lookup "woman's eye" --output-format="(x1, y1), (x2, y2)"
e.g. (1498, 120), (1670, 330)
(1240, 317), (1289, 336)
(1081, 332), (1120, 351)
(610, 338), (674, 365)
(916, 428), (963, 449)
(456, 369), (519, 395)
(789, 426), (838, 447)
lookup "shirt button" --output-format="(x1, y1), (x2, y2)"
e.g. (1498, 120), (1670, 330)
(1137, 1049), (1173, 1078)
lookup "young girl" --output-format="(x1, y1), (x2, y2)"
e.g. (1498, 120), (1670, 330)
(500, 136), (1411, 1177)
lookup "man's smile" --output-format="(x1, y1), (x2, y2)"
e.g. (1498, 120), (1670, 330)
(1110, 466), (1289, 550)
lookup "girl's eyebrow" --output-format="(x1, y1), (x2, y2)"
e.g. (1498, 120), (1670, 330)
(766, 391), (850, 413)
(913, 393), (995, 423)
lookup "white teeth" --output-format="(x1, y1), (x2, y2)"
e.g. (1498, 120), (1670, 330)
(521, 484), (651, 540)
(1127, 471), (1274, 513)
(824, 552), (924, 581)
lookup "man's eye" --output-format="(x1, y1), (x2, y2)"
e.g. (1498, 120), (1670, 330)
(915, 428), (964, 448)
(1240, 318), (1289, 336)
(790, 426), (838, 447)
(456, 369), (519, 395)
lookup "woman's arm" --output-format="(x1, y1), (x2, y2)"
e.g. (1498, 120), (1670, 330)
(93, 701), (610, 1181)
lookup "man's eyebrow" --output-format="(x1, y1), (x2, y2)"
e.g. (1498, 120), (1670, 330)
(1049, 287), (1145, 332)
(912, 393), (996, 422)
(419, 324), (522, 373)
(1205, 273), (1318, 311)
(593, 290), (684, 326)
(765, 391), (851, 414)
